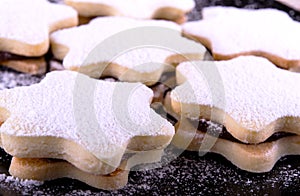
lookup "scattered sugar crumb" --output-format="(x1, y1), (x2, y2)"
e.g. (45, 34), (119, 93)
(0, 68), (42, 90)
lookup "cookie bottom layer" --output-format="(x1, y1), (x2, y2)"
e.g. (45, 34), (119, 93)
(9, 157), (128, 190)
(0, 52), (46, 74)
(1, 58), (46, 75)
(172, 119), (300, 173)
(9, 150), (163, 190)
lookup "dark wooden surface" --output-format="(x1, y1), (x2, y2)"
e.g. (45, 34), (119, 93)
(1, 0), (300, 195)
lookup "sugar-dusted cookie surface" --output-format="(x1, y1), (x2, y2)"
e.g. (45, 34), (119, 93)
(51, 17), (206, 85)
(65, 0), (195, 23)
(9, 150), (163, 190)
(0, 0), (78, 57)
(170, 56), (300, 144)
(183, 6), (300, 69)
(0, 70), (174, 175)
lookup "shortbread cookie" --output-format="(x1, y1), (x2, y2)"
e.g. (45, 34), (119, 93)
(65, 0), (195, 23)
(0, 0), (78, 57)
(1, 58), (47, 75)
(275, 0), (300, 11)
(51, 17), (205, 81)
(51, 17), (206, 85)
(9, 150), (163, 190)
(163, 96), (300, 173)
(0, 70), (174, 175)
(173, 119), (300, 173)
(170, 56), (300, 144)
(183, 7), (300, 69)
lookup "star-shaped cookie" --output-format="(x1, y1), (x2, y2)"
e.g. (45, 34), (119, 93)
(50, 17), (206, 85)
(183, 6), (300, 69)
(65, 0), (195, 23)
(0, 0), (78, 57)
(0, 70), (174, 174)
(170, 56), (300, 144)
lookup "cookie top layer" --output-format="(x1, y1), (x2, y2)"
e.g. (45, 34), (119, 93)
(51, 17), (176, 71)
(0, 0), (78, 56)
(171, 56), (300, 131)
(183, 7), (300, 67)
(0, 71), (174, 160)
(51, 17), (204, 73)
(65, 0), (195, 19)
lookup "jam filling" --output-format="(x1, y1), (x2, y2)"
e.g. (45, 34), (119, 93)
(0, 51), (30, 61)
(0, 51), (48, 62)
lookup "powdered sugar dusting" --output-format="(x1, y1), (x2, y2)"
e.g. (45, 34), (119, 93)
(51, 17), (180, 64)
(183, 7), (300, 60)
(113, 48), (172, 73)
(0, 0), (77, 46)
(172, 56), (300, 131)
(0, 71), (174, 161)
(67, 0), (195, 19)
(0, 173), (43, 194)
(51, 17), (197, 73)
(2, 175), (43, 187)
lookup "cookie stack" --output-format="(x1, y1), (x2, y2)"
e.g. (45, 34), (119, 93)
(0, 0), (78, 74)
(169, 56), (300, 172)
(167, 6), (300, 173)
(0, 71), (175, 190)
